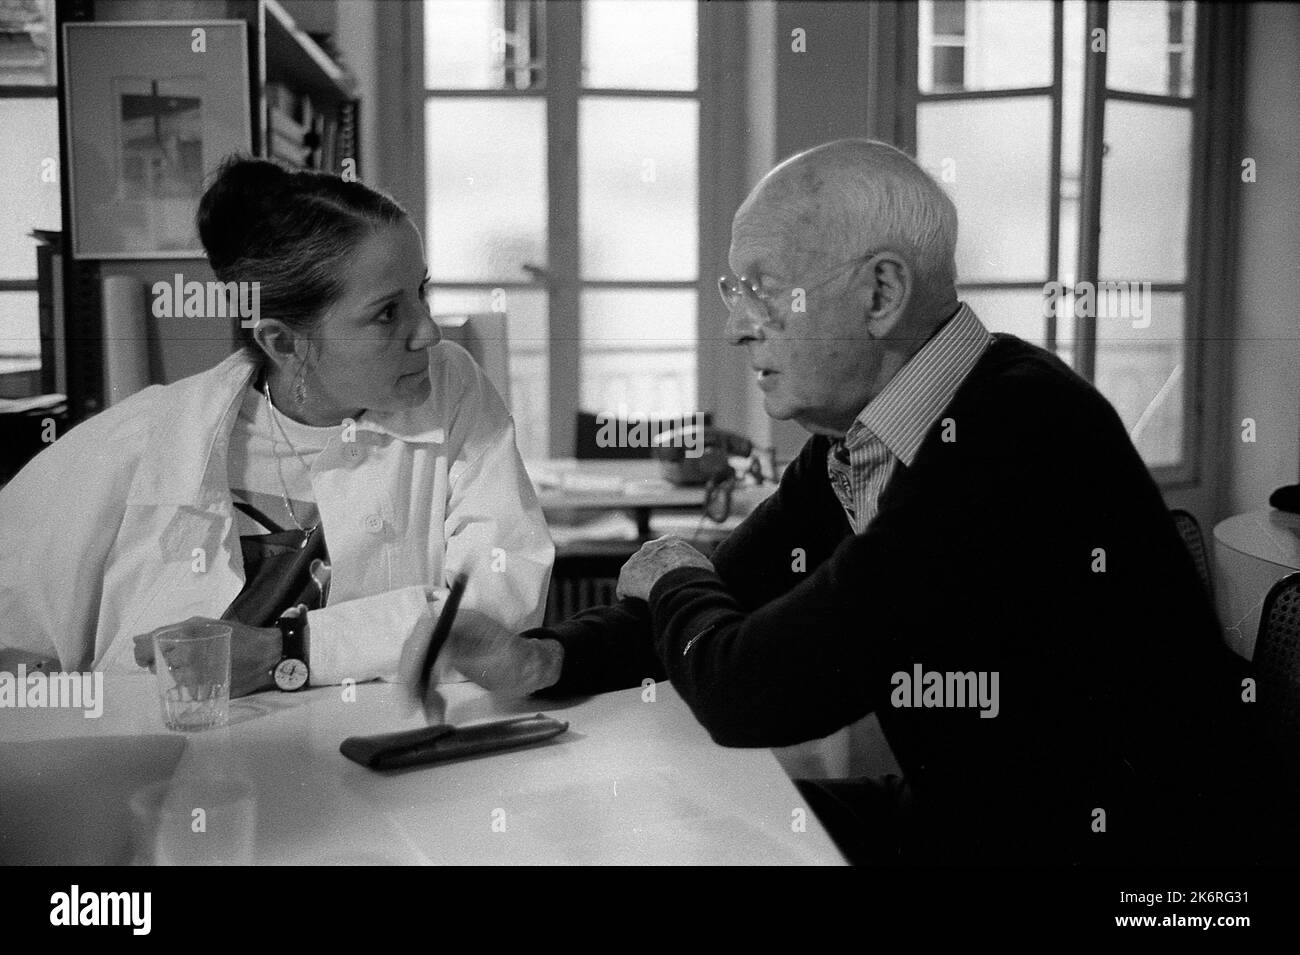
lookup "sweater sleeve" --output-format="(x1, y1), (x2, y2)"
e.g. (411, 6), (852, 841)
(523, 599), (661, 697)
(523, 438), (836, 698)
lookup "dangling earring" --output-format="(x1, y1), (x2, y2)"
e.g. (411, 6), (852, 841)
(292, 359), (308, 405)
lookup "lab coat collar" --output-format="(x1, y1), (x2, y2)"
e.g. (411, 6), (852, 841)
(123, 350), (447, 510)
(356, 408), (445, 446)
(125, 351), (257, 509)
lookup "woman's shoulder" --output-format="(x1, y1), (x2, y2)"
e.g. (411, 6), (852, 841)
(59, 352), (251, 448)
(13, 352), (253, 487)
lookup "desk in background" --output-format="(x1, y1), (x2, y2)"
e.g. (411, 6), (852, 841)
(527, 458), (775, 623)
(0, 675), (844, 866)
(527, 458), (774, 539)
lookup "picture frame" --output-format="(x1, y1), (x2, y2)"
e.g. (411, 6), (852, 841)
(62, 21), (251, 259)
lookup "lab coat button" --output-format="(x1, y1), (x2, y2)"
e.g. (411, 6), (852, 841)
(363, 513), (384, 533)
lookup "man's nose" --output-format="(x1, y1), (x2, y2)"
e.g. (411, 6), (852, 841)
(724, 299), (764, 347)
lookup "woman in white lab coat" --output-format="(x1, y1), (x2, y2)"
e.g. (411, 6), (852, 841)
(0, 157), (555, 697)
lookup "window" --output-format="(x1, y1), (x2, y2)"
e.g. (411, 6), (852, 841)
(423, 0), (704, 460)
(911, 0), (1204, 476)
(921, 0), (968, 92)
(0, 0), (59, 397)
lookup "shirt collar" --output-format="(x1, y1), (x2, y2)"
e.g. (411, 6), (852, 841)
(842, 302), (992, 467)
(356, 410), (446, 445)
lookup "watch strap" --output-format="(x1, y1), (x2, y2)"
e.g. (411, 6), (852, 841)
(277, 612), (308, 662)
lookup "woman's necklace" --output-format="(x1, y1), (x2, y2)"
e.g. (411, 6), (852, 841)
(262, 375), (318, 542)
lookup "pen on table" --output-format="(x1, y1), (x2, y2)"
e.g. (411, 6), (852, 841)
(416, 572), (469, 708)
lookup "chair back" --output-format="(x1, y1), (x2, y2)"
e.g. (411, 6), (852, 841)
(1255, 571), (1300, 793)
(1170, 508), (1213, 601)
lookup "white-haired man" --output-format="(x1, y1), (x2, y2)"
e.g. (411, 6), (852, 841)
(432, 139), (1279, 865)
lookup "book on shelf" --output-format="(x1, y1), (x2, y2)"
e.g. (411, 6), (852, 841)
(269, 104), (307, 144)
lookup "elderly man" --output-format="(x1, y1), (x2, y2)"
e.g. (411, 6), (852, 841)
(436, 139), (1274, 865)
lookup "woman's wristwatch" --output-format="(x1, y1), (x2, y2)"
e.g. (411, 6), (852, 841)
(273, 612), (311, 691)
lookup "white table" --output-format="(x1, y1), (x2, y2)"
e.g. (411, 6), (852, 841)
(0, 675), (844, 865)
(1213, 509), (1300, 659)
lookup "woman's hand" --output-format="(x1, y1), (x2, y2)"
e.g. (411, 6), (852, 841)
(399, 608), (565, 723)
(132, 616), (282, 698)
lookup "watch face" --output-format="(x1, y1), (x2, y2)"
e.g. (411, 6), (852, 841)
(274, 658), (309, 691)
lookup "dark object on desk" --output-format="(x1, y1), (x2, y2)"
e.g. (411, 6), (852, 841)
(1270, 484), (1300, 514)
(416, 572), (468, 707)
(651, 423), (751, 487)
(1169, 508), (1213, 602)
(574, 409), (713, 460)
(340, 714), (569, 771)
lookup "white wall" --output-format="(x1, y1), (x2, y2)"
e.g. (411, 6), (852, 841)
(1221, 1), (1300, 515)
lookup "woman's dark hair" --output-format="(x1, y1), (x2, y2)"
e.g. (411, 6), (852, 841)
(197, 155), (408, 359)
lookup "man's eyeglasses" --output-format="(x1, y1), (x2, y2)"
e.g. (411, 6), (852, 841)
(717, 250), (881, 325)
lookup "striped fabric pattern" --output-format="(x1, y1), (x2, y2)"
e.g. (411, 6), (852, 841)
(827, 302), (993, 534)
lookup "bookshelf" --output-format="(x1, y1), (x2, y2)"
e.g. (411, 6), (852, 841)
(51, 0), (365, 426)
(255, 0), (360, 175)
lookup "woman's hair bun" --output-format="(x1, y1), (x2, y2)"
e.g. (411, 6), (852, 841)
(197, 155), (295, 274)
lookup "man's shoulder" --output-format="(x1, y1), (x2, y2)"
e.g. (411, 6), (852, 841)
(952, 334), (1123, 436)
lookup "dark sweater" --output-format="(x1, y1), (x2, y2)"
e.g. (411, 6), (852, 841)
(528, 335), (1279, 864)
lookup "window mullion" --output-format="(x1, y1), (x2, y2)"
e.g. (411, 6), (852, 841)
(1074, 0), (1109, 383)
(546, 0), (582, 457)
(1047, 2), (1065, 353)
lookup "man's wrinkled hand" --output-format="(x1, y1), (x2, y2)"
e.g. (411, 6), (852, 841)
(615, 536), (714, 603)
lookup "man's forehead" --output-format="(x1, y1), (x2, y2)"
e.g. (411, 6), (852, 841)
(730, 194), (827, 275)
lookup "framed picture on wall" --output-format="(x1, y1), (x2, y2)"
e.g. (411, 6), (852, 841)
(62, 21), (250, 259)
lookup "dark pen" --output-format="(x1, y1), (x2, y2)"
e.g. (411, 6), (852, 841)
(416, 572), (469, 705)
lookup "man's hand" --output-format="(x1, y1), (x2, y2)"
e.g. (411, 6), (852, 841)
(133, 616), (281, 699)
(399, 608), (564, 723)
(616, 536), (714, 603)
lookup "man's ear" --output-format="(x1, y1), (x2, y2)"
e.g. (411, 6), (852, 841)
(863, 253), (913, 339)
(252, 319), (305, 373)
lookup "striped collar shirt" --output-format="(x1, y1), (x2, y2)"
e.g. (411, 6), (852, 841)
(827, 302), (993, 533)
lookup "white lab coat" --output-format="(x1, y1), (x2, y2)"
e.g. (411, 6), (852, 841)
(0, 342), (553, 685)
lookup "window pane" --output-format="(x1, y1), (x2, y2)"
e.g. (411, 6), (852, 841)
(579, 98), (698, 281)
(583, 0), (696, 91)
(0, 291), (40, 375)
(580, 289), (696, 416)
(0, 99), (60, 278)
(424, 0), (544, 90)
(0, 0), (56, 85)
(1058, 0), (1087, 288)
(1094, 290), (1184, 468)
(932, 47), (966, 92)
(426, 99), (547, 282)
(919, 0), (1053, 93)
(1099, 101), (1191, 284)
(1107, 0), (1196, 98)
(429, 286), (549, 461)
(933, 0), (967, 36)
(957, 288), (1046, 347)
(917, 97), (1051, 282)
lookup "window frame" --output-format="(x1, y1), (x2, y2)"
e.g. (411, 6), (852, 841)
(0, 85), (59, 394)
(420, 0), (741, 457)
(894, 0), (1224, 488)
